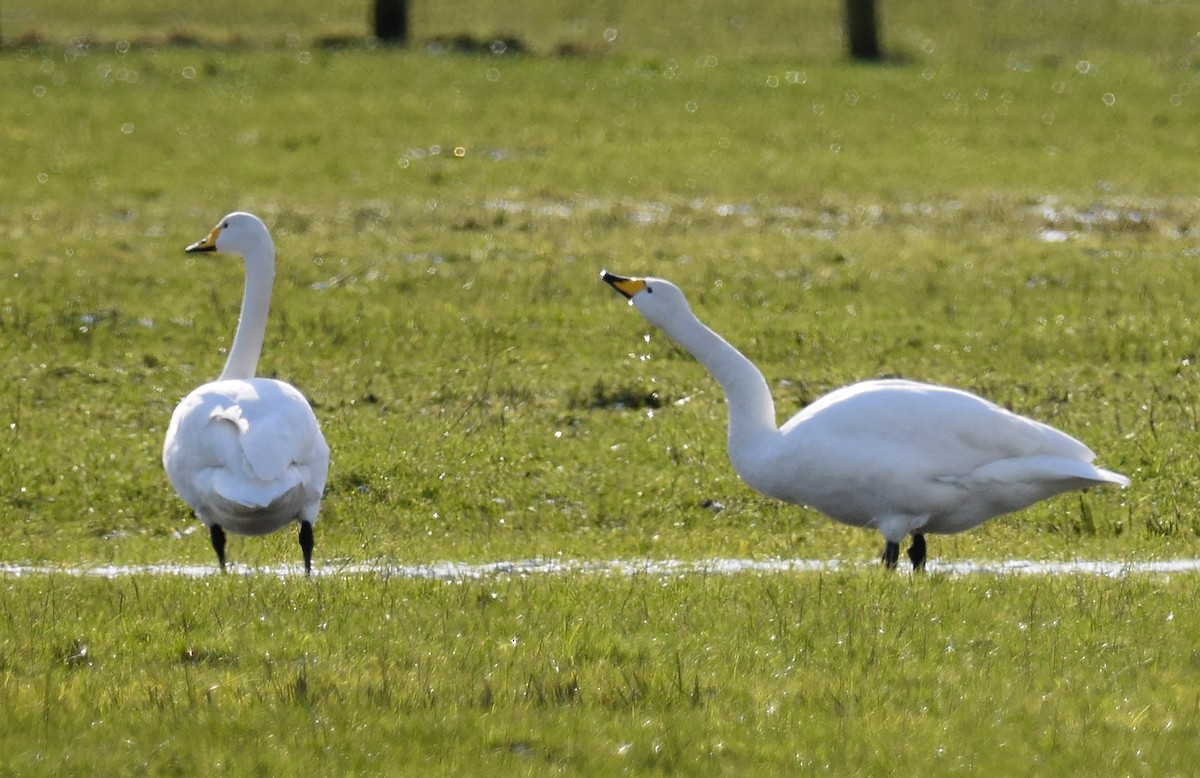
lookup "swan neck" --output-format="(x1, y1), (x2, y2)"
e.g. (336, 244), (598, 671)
(220, 245), (275, 381)
(661, 310), (778, 442)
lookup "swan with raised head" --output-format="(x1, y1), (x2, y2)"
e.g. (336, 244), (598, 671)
(163, 212), (329, 574)
(602, 271), (1129, 569)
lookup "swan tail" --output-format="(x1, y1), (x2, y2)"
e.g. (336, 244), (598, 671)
(963, 455), (1129, 491)
(1092, 467), (1131, 488)
(206, 477), (310, 535)
(210, 469), (304, 509)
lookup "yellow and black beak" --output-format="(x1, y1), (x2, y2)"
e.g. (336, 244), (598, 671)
(185, 224), (221, 254)
(601, 270), (646, 300)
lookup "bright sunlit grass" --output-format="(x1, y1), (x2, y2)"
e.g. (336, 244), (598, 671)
(3, 570), (1200, 774)
(3, 0), (1200, 773)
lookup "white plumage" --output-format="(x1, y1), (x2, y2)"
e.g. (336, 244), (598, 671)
(602, 271), (1129, 568)
(163, 212), (329, 573)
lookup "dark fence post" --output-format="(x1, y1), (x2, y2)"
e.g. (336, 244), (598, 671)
(373, 0), (410, 43)
(844, 0), (882, 62)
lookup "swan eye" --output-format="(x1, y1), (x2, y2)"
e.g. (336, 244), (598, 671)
(645, 285), (654, 294)
(222, 222), (229, 229)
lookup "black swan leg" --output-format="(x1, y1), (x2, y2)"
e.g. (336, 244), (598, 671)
(881, 541), (900, 569)
(210, 524), (227, 572)
(299, 520), (314, 576)
(907, 533), (927, 571)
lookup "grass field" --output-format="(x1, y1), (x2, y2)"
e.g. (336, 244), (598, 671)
(3, 0), (1200, 773)
(5, 570), (1200, 774)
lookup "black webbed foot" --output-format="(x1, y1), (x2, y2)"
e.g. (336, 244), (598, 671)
(881, 541), (900, 569)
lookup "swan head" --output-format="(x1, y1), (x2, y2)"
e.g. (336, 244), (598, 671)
(601, 270), (693, 329)
(186, 212), (273, 259)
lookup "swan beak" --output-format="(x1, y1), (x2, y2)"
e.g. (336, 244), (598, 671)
(601, 270), (646, 300)
(185, 225), (220, 253)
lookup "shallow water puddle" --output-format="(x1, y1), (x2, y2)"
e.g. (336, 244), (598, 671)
(2, 558), (1200, 579)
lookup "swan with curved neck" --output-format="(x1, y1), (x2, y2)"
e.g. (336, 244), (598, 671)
(163, 212), (330, 574)
(602, 271), (1129, 569)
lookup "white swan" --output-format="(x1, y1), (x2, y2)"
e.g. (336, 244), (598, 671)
(602, 271), (1129, 569)
(163, 212), (330, 574)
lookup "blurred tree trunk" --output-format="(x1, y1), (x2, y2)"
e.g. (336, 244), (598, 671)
(844, 0), (882, 61)
(373, 0), (410, 43)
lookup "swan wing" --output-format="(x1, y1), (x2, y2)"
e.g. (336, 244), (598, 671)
(229, 385), (324, 484)
(782, 379), (1096, 467)
(757, 379), (1121, 527)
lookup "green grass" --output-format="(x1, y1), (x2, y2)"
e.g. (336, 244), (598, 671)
(4, 571), (1200, 774)
(3, 0), (1200, 772)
